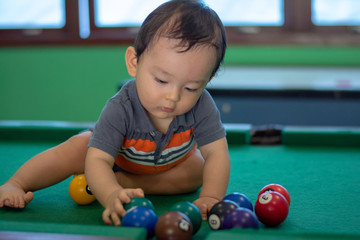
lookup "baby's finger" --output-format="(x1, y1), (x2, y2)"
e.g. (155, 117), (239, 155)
(117, 191), (131, 204)
(199, 203), (208, 221)
(207, 202), (216, 214)
(114, 198), (126, 217)
(135, 188), (144, 197)
(127, 188), (144, 198)
(102, 209), (113, 226)
(111, 212), (121, 226)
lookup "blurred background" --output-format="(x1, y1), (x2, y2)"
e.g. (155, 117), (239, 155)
(0, 0), (359, 126)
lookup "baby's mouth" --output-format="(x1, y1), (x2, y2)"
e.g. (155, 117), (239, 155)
(161, 107), (175, 113)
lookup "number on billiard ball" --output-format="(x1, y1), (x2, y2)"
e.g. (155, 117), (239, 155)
(155, 211), (193, 240)
(258, 183), (290, 206)
(207, 200), (239, 230)
(170, 201), (202, 234)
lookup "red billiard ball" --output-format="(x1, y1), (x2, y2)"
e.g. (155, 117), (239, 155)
(255, 192), (289, 227)
(68, 174), (96, 205)
(258, 183), (290, 206)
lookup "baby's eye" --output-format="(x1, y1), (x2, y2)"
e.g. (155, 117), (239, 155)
(155, 78), (167, 84)
(185, 87), (198, 92)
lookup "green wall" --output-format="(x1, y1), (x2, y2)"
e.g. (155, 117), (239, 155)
(1, 45), (359, 122)
(0, 46), (129, 122)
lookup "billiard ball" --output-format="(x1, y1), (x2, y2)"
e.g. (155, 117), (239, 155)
(258, 183), (290, 206)
(170, 201), (202, 234)
(207, 200), (239, 230)
(68, 174), (96, 205)
(255, 191), (289, 227)
(155, 211), (193, 240)
(222, 207), (259, 229)
(223, 192), (253, 211)
(123, 197), (155, 212)
(122, 206), (158, 239)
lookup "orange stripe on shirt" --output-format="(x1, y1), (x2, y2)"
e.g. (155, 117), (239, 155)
(164, 127), (193, 150)
(114, 143), (197, 174)
(122, 127), (193, 153)
(122, 137), (156, 153)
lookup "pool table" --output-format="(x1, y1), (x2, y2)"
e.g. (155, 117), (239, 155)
(0, 120), (360, 240)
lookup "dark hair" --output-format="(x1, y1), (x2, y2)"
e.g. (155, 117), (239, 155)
(134, 0), (227, 77)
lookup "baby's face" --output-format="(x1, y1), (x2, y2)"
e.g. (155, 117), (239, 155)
(135, 37), (217, 123)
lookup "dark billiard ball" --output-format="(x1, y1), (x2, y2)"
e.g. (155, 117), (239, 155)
(207, 200), (239, 230)
(223, 192), (253, 211)
(170, 201), (202, 234)
(122, 206), (158, 239)
(155, 211), (193, 240)
(258, 183), (290, 206)
(68, 174), (96, 205)
(222, 207), (259, 229)
(255, 192), (289, 227)
(123, 197), (155, 212)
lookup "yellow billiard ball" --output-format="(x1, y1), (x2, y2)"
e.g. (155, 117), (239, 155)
(68, 174), (96, 205)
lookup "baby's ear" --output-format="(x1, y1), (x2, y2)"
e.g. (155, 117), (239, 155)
(125, 47), (138, 77)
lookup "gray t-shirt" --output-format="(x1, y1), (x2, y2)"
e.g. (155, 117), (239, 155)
(88, 80), (225, 173)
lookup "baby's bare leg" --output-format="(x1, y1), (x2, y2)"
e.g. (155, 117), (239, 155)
(115, 149), (204, 195)
(0, 131), (92, 208)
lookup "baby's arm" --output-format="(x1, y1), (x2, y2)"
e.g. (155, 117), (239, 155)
(85, 147), (144, 226)
(193, 137), (230, 220)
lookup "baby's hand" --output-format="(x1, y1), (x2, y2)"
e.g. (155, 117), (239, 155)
(102, 188), (144, 226)
(193, 196), (220, 221)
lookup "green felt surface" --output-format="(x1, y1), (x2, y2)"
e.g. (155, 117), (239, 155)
(1, 123), (360, 239)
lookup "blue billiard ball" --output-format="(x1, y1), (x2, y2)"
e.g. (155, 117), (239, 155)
(222, 207), (259, 229)
(223, 192), (253, 211)
(122, 206), (158, 238)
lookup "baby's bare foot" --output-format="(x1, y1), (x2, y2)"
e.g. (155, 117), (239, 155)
(0, 181), (34, 208)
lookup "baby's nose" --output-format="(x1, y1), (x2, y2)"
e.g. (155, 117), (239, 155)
(166, 88), (181, 102)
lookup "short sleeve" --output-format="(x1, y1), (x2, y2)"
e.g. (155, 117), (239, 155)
(88, 96), (128, 158)
(192, 90), (225, 147)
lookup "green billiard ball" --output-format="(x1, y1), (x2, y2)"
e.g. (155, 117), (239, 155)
(170, 201), (202, 234)
(124, 197), (155, 212)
